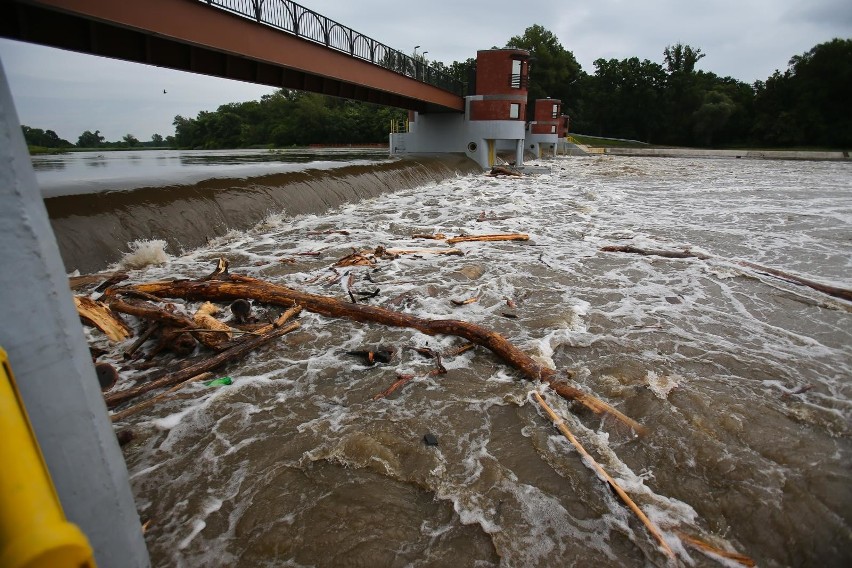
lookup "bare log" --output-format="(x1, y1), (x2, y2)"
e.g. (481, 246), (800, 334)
(738, 260), (852, 302)
(533, 391), (675, 559)
(446, 233), (530, 245)
(373, 373), (416, 400)
(600, 245), (852, 302)
(675, 531), (755, 567)
(384, 248), (464, 256)
(110, 372), (214, 422)
(411, 233), (447, 240)
(109, 297), (195, 329)
(599, 244), (710, 260)
(334, 251), (376, 267)
(488, 165), (522, 177)
(123, 322), (160, 359)
(69, 272), (128, 291)
(255, 305), (302, 335)
(104, 321), (300, 408)
(120, 267), (645, 432)
(74, 296), (133, 342)
(193, 302), (233, 349)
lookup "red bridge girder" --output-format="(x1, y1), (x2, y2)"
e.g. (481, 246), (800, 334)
(0, 0), (465, 112)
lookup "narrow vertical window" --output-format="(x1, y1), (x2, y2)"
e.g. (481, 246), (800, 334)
(509, 103), (520, 119)
(552, 104), (559, 118)
(510, 60), (522, 88)
(550, 125), (556, 133)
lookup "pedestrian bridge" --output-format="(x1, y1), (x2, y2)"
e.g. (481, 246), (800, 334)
(0, 0), (465, 113)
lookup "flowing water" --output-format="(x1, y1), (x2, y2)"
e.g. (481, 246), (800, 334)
(73, 153), (850, 567)
(38, 149), (479, 273)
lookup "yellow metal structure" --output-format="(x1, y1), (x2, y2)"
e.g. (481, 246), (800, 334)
(0, 347), (96, 568)
(390, 119), (408, 133)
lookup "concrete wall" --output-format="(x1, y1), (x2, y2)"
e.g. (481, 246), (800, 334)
(392, 111), (526, 168)
(0, 60), (150, 567)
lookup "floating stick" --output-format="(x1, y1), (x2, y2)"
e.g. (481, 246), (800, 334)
(532, 391), (675, 559)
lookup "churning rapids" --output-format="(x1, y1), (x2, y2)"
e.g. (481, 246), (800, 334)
(73, 153), (850, 567)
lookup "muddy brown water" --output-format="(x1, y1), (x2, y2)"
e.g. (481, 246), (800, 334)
(60, 152), (850, 567)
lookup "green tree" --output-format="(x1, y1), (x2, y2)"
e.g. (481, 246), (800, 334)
(151, 133), (164, 146)
(691, 88), (737, 146)
(661, 43), (708, 145)
(580, 57), (666, 141)
(77, 129), (105, 148)
(122, 133), (139, 147)
(21, 125), (72, 148)
(753, 38), (852, 147)
(506, 25), (581, 108)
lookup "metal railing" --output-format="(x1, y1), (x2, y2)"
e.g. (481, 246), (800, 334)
(200, 0), (464, 96)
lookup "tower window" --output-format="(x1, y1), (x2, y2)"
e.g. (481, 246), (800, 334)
(551, 104), (559, 118)
(509, 103), (520, 119)
(510, 60), (522, 89)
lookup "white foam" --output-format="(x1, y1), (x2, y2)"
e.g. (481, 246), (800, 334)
(119, 239), (170, 269)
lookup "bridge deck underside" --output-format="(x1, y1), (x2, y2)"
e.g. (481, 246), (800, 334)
(1, 0), (463, 113)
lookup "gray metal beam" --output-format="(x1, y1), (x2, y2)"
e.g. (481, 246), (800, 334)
(0, 59), (150, 567)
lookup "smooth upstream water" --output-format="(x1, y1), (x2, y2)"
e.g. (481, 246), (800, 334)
(90, 155), (850, 567)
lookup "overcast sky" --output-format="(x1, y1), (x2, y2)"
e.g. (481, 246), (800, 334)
(1, 0), (849, 142)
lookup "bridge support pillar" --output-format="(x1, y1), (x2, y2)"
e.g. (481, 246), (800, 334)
(0, 60), (150, 567)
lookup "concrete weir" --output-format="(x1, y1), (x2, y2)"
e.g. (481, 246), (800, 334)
(0, 62), (150, 565)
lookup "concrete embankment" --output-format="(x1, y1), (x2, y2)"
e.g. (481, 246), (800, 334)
(599, 147), (850, 161)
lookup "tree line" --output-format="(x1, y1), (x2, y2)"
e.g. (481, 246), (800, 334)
(498, 28), (850, 148)
(22, 30), (851, 150)
(21, 125), (168, 151)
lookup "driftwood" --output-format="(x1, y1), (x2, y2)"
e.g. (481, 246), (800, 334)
(675, 531), (755, 566)
(74, 296), (133, 342)
(110, 372), (214, 422)
(411, 233), (447, 240)
(193, 302), (233, 349)
(599, 244), (710, 260)
(446, 233), (530, 245)
(69, 272), (128, 292)
(451, 296), (479, 306)
(123, 323), (160, 359)
(600, 244), (852, 302)
(334, 246), (463, 268)
(384, 248), (464, 256)
(104, 320), (300, 408)
(533, 391), (674, 559)
(110, 297), (231, 351)
(306, 229), (350, 236)
(334, 251), (376, 267)
(488, 165), (523, 177)
(118, 264), (645, 433)
(373, 373), (416, 400)
(110, 297), (194, 329)
(737, 259), (852, 302)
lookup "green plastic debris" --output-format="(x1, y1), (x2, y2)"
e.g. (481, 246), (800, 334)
(205, 376), (233, 387)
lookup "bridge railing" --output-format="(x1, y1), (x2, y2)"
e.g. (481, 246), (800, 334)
(200, 0), (464, 96)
